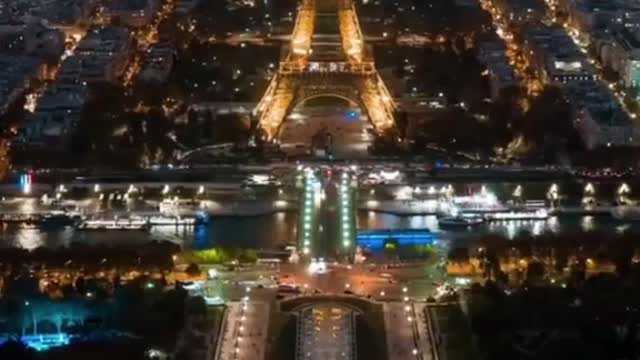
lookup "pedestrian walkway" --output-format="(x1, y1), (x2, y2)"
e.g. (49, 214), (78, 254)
(383, 302), (434, 360)
(215, 301), (270, 360)
(296, 304), (356, 360)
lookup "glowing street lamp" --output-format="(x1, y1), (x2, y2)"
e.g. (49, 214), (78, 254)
(513, 185), (522, 198)
(584, 182), (595, 196)
(547, 183), (559, 203)
(618, 183), (630, 196)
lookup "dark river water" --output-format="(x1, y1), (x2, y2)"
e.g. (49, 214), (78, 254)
(1, 179), (638, 250)
(0, 210), (638, 250)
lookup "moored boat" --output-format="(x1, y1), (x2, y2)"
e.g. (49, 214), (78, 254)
(438, 216), (485, 228)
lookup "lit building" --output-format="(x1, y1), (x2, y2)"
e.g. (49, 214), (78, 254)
(139, 42), (175, 84)
(58, 26), (133, 84)
(20, 84), (89, 145)
(0, 54), (43, 118)
(108, 0), (161, 28)
(597, 28), (640, 91)
(568, 82), (640, 148)
(478, 40), (520, 99)
(494, 0), (546, 26)
(523, 25), (597, 84)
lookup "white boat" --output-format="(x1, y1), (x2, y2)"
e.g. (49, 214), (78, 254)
(146, 216), (197, 226)
(438, 216), (485, 228)
(76, 219), (150, 232)
(485, 209), (549, 221)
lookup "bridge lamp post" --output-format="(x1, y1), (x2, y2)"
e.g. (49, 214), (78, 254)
(301, 173), (315, 256)
(582, 182), (595, 205)
(340, 175), (353, 250)
(512, 185), (523, 204)
(547, 183), (560, 207)
(617, 183), (631, 204)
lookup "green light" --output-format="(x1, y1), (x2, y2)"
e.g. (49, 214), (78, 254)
(343, 240), (350, 247)
(343, 231), (349, 238)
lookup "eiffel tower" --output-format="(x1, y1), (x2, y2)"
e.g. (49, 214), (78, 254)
(254, 0), (396, 140)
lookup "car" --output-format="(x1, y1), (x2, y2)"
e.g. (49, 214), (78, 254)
(277, 284), (301, 294)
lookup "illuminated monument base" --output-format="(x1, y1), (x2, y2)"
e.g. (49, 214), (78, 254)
(0, 333), (72, 352)
(356, 229), (433, 249)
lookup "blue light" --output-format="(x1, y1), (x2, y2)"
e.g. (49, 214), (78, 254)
(345, 111), (358, 121)
(195, 211), (209, 225)
(0, 334), (71, 352)
(193, 223), (209, 250)
(356, 229), (433, 248)
(18, 173), (32, 194)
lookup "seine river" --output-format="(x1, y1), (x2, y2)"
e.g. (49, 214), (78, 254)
(1, 210), (639, 250)
(1, 178), (639, 250)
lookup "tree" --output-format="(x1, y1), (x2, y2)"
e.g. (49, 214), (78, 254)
(526, 261), (545, 283)
(186, 296), (207, 316)
(517, 86), (577, 160)
(0, 340), (36, 360)
(448, 247), (469, 264)
(185, 263), (201, 277)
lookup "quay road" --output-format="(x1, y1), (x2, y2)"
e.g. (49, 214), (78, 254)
(6, 162), (620, 187)
(215, 301), (270, 360)
(203, 260), (445, 305)
(384, 302), (435, 360)
(4, 163), (634, 199)
(208, 261), (444, 360)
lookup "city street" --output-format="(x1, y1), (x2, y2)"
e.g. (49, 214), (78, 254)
(384, 302), (421, 360)
(216, 301), (270, 360)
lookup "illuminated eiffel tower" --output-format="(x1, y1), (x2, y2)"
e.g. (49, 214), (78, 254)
(254, 0), (396, 140)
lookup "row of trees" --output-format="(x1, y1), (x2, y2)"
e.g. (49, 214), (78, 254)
(461, 231), (640, 359)
(449, 231), (640, 282)
(0, 241), (179, 271)
(181, 247), (258, 265)
(0, 274), (190, 347)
